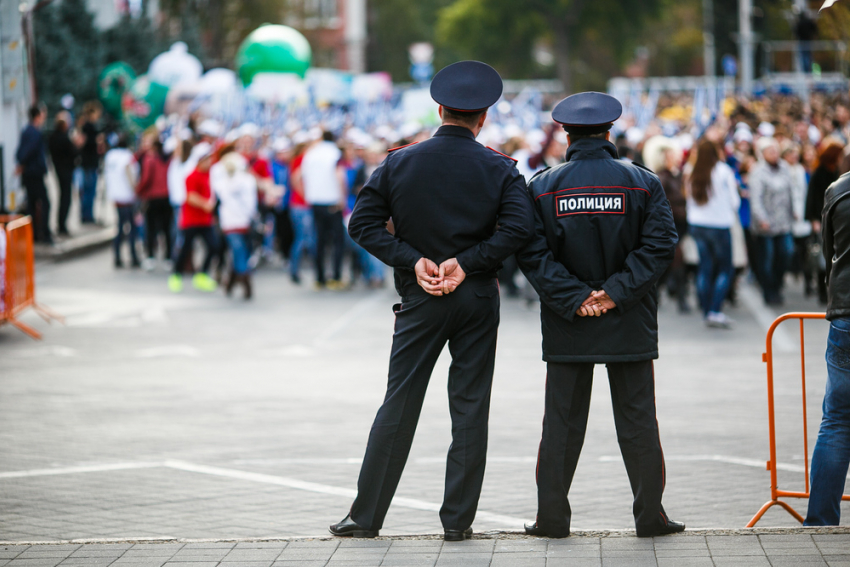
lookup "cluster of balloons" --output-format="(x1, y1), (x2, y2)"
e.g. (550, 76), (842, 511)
(97, 24), (313, 131)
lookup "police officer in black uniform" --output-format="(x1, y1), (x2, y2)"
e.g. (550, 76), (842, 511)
(517, 92), (684, 538)
(330, 61), (534, 541)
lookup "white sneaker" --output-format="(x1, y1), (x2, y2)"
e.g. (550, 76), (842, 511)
(142, 258), (156, 272)
(705, 311), (734, 329)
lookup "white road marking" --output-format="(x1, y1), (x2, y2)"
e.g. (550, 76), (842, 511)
(163, 460), (527, 526)
(311, 293), (389, 348)
(231, 456), (538, 466)
(738, 283), (796, 353)
(0, 462), (162, 479)
(134, 345), (200, 358)
(6, 346), (77, 358)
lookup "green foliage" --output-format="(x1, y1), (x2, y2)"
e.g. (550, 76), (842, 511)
(100, 16), (160, 73)
(435, 0), (662, 90)
(33, 0), (100, 115)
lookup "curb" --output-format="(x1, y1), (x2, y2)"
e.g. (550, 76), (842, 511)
(2, 526), (849, 545)
(34, 227), (114, 263)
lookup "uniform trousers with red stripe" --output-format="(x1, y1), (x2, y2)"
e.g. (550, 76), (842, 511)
(536, 360), (669, 536)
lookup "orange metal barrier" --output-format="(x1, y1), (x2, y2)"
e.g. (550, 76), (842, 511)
(747, 312), (850, 527)
(0, 215), (63, 339)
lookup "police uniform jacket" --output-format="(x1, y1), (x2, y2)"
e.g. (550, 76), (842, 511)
(517, 137), (678, 363)
(349, 125), (534, 297)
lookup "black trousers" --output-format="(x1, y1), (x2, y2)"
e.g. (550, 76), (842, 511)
(144, 198), (173, 260)
(22, 173), (52, 243)
(536, 360), (669, 536)
(173, 226), (218, 275)
(55, 167), (73, 234)
(312, 205), (344, 283)
(350, 278), (500, 531)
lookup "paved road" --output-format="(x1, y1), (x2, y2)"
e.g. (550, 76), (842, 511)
(1, 250), (847, 542)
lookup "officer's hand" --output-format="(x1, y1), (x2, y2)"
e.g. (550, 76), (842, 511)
(591, 290), (617, 312)
(439, 258), (466, 295)
(415, 257), (443, 296)
(577, 292), (604, 317)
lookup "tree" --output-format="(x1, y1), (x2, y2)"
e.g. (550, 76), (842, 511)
(33, 0), (101, 114)
(436, 0), (662, 92)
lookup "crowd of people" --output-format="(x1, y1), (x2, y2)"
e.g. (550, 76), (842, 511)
(13, 89), (850, 314)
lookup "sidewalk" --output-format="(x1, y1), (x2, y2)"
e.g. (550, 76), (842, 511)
(1, 530), (849, 567)
(32, 169), (116, 261)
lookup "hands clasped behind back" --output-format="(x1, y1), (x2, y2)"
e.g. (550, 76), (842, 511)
(414, 257), (467, 296)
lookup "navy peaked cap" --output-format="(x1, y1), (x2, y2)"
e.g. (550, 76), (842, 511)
(552, 91), (623, 128)
(430, 61), (503, 112)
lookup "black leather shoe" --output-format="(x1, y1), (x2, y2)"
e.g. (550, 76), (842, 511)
(329, 514), (378, 538)
(524, 522), (569, 539)
(636, 520), (686, 538)
(444, 527), (473, 541)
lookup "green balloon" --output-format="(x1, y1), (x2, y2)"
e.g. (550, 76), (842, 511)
(98, 61), (136, 118)
(236, 24), (312, 84)
(121, 75), (169, 132)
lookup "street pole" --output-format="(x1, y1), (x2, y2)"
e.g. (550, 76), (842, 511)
(739, 0), (754, 94)
(703, 0), (716, 78)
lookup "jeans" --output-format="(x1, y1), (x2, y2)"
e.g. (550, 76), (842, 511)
(80, 168), (98, 223)
(312, 205), (344, 284)
(690, 225), (734, 316)
(174, 226), (218, 275)
(805, 317), (850, 526)
(756, 233), (794, 303)
(226, 232), (251, 275)
(289, 207), (315, 277)
(114, 204), (139, 264)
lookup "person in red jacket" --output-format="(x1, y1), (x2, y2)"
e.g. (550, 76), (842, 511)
(136, 138), (173, 270)
(168, 152), (219, 293)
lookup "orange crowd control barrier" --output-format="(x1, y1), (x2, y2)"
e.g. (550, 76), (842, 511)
(747, 312), (850, 527)
(0, 215), (63, 339)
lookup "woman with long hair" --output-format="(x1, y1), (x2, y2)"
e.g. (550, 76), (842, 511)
(210, 143), (258, 299)
(806, 139), (846, 303)
(135, 136), (173, 270)
(685, 139), (741, 328)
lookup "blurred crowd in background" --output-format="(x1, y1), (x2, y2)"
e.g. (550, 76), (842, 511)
(14, 89), (850, 322)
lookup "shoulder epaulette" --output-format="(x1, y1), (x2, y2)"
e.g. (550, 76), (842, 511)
(388, 141), (419, 152)
(529, 167), (550, 181)
(486, 146), (518, 162)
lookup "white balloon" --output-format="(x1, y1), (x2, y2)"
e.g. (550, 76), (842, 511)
(198, 68), (238, 94)
(148, 42), (203, 88)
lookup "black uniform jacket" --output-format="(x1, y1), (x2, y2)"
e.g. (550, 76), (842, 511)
(349, 125), (534, 298)
(822, 172), (850, 320)
(517, 137), (678, 363)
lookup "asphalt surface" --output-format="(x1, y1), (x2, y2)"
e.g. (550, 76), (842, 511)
(1, 250), (848, 548)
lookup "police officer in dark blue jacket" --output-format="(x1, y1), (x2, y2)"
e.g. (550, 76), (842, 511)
(517, 92), (684, 538)
(330, 61), (534, 541)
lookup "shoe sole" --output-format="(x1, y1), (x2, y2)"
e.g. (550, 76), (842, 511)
(329, 529), (378, 538)
(444, 529), (472, 542)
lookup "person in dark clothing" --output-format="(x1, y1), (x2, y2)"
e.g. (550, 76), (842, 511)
(806, 141), (845, 304)
(78, 101), (103, 224)
(805, 169), (850, 526)
(332, 61), (534, 542)
(15, 104), (52, 244)
(48, 111), (79, 236)
(517, 92), (683, 539)
(136, 138), (173, 268)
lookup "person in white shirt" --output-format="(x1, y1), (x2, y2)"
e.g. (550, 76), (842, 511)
(210, 145), (258, 299)
(685, 139), (741, 328)
(301, 130), (348, 289)
(104, 136), (140, 268)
